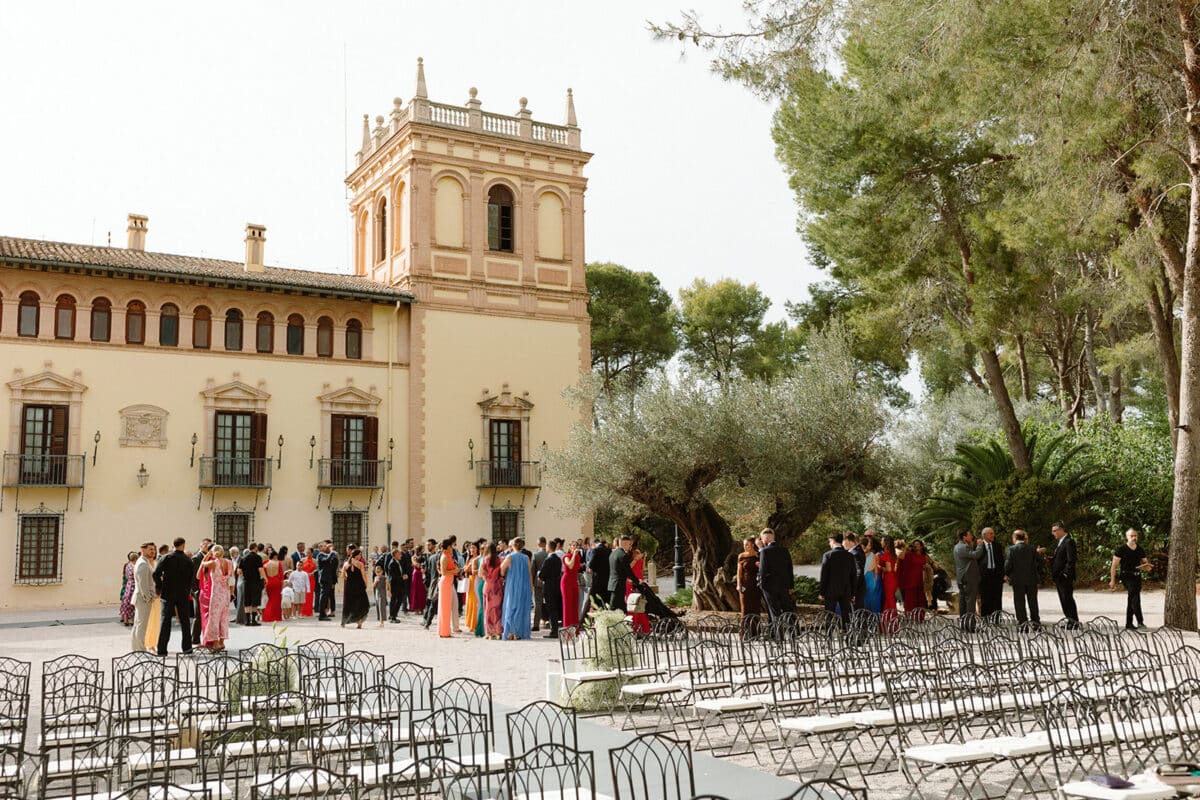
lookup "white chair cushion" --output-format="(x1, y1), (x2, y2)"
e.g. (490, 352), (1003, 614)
(150, 781), (233, 800)
(779, 715), (857, 733)
(129, 748), (198, 770)
(348, 758), (416, 787)
(620, 682), (684, 697)
(562, 670), (618, 683)
(693, 697), (764, 714)
(904, 742), (996, 765)
(1058, 776), (1177, 800)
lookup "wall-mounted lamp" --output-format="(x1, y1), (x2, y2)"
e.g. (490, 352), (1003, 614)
(189, 433), (198, 468)
(387, 437), (395, 470)
(308, 435), (317, 469)
(276, 435), (285, 469)
(92, 430), (101, 466)
(136, 463), (149, 488)
(467, 438), (474, 470)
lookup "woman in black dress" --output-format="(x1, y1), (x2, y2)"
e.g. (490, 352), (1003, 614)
(341, 545), (371, 629)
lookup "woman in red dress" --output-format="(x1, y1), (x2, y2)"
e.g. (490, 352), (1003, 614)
(300, 552), (317, 617)
(898, 540), (927, 617)
(260, 551), (286, 623)
(409, 556), (427, 613)
(626, 548), (651, 634)
(481, 541), (506, 640)
(560, 540), (582, 630)
(878, 535), (899, 614)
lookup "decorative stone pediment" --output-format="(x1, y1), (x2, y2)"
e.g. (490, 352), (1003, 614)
(477, 383), (534, 414)
(201, 377), (271, 411)
(7, 369), (87, 400)
(318, 382), (382, 415)
(7, 368), (87, 454)
(118, 404), (168, 448)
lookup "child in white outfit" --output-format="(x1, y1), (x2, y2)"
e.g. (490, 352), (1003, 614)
(281, 585), (295, 620)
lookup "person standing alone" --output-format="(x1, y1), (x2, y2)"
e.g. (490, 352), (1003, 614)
(1111, 527), (1151, 630)
(153, 537), (194, 655)
(1051, 522), (1079, 628)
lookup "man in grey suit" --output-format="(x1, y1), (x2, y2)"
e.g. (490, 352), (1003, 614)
(952, 529), (984, 629)
(1004, 529), (1041, 627)
(131, 542), (157, 652)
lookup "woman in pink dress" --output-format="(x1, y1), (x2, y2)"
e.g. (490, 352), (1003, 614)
(481, 542), (505, 639)
(626, 548), (651, 634)
(437, 541), (460, 637)
(199, 546), (231, 650)
(560, 541), (582, 630)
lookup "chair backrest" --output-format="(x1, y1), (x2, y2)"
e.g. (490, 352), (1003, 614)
(1041, 687), (1113, 784)
(506, 700), (579, 755)
(349, 683), (413, 729)
(506, 743), (595, 799)
(560, 625), (599, 671)
(239, 643), (287, 664)
(426, 707), (489, 763)
(383, 662), (434, 713)
(383, 756), (482, 800)
(187, 652), (242, 701)
(609, 733), (694, 800)
(250, 765), (359, 800)
(344, 650), (385, 692)
(785, 778), (869, 800)
(297, 638), (345, 668)
(307, 715), (393, 777)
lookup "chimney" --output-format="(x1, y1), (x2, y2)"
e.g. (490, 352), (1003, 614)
(126, 214), (148, 251)
(244, 224), (266, 272)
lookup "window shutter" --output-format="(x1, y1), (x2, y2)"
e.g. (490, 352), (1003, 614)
(251, 413), (268, 460)
(512, 420), (522, 463)
(331, 415), (346, 461)
(364, 416), (379, 484)
(50, 406), (69, 456)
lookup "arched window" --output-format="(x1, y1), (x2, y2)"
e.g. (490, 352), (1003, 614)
(316, 316), (333, 358)
(346, 319), (363, 360)
(159, 303), (179, 347)
(256, 311), (274, 353)
(376, 198), (388, 263)
(224, 308), (243, 351)
(487, 184), (515, 252)
(54, 295), (75, 340)
(286, 314), (304, 355)
(90, 297), (111, 342)
(192, 306), (211, 349)
(393, 183), (405, 254)
(18, 291), (39, 337)
(125, 300), (145, 344)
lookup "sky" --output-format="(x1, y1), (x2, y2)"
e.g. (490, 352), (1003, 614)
(0, 2), (819, 322)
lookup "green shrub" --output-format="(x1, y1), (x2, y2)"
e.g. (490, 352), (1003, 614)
(792, 575), (821, 604)
(665, 587), (693, 608)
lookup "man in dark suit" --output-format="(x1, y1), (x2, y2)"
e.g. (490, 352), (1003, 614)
(531, 538), (550, 632)
(316, 541), (340, 621)
(843, 532), (866, 611)
(422, 539), (440, 629)
(607, 535), (634, 613)
(978, 527), (1005, 618)
(153, 536), (195, 655)
(1051, 522), (1079, 628)
(386, 544), (409, 622)
(820, 533), (856, 629)
(539, 538), (564, 638)
(1004, 529), (1040, 627)
(757, 528), (795, 625)
(589, 539), (611, 611)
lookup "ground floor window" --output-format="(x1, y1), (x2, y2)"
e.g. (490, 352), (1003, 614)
(213, 512), (252, 552)
(332, 511), (365, 554)
(490, 509), (521, 542)
(16, 514), (62, 584)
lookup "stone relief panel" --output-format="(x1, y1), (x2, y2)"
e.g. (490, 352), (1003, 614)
(118, 404), (169, 448)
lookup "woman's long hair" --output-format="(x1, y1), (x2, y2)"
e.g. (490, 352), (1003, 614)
(882, 535), (897, 559)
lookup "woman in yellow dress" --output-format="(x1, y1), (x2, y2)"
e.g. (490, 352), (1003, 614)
(463, 542), (480, 633)
(143, 544), (164, 650)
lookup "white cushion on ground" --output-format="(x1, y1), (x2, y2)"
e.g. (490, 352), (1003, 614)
(693, 697), (764, 713)
(779, 715), (857, 734)
(129, 748), (198, 770)
(904, 742), (996, 765)
(1058, 776), (1176, 800)
(620, 682), (684, 697)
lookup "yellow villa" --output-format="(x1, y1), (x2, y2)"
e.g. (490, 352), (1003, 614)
(0, 60), (592, 609)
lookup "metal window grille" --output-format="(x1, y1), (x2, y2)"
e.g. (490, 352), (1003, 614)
(490, 509), (522, 542)
(332, 511), (366, 554)
(213, 512), (253, 552)
(15, 513), (63, 585)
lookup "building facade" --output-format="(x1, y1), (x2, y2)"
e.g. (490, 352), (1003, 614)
(0, 60), (592, 609)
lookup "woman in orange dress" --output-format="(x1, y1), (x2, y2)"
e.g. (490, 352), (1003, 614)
(437, 540), (460, 638)
(463, 542), (481, 633)
(300, 552), (317, 617)
(560, 540), (582, 630)
(626, 548), (651, 634)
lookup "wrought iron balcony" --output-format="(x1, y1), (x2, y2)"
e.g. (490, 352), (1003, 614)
(475, 460), (541, 489)
(317, 458), (386, 489)
(198, 456), (272, 489)
(1, 454), (85, 488)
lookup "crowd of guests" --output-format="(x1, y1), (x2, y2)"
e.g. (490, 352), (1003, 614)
(121, 532), (659, 654)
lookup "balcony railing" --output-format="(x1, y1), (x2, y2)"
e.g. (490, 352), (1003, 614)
(475, 460), (541, 489)
(199, 456), (272, 489)
(317, 458), (386, 489)
(1, 454), (85, 488)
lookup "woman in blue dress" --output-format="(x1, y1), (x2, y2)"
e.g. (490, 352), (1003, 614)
(863, 534), (883, 614)
(500, 537), (534, 640)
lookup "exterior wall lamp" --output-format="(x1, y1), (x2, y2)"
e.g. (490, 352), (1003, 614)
(92, 430), (101, 466)
(136, 463), (149, 488)
(189, 433), (198, 468)
(387, 437), (395, 470)
(308, 435), (317, 469)
(467, 438), (474, 470)
(276, 435), (285, 469)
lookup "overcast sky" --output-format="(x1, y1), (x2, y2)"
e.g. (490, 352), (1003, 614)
(0, 2), (817, 321)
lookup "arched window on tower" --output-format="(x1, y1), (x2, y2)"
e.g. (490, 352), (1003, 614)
(286, 314), (304, 355)
(224, 309), (243, 351)
(18, 291), (39, 337)
(487, 185), (515, 252)
(316, 316), (333, 358)
(256, 311), (274, 353)
(346, 319), (362, 360)
(193, 306), (211, 350)
(90, 297), (111, 342)
(159, 304), (179, 347)
(376, 198), (387, 263)
(125, 300), (145, 344)
(54, 295), (75, 340)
